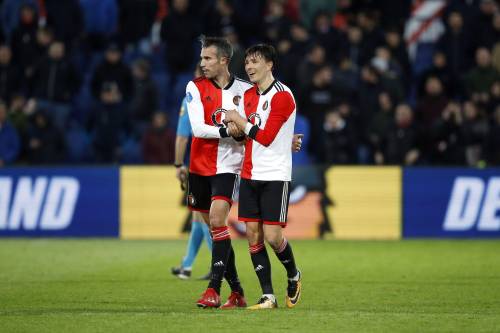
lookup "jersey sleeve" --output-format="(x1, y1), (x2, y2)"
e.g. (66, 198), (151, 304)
(176, 98), (192, 137)
(185, 81), (229, 139)
(246, 91), (295, 147)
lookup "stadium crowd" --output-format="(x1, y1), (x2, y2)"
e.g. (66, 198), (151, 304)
(0, 0), (499, 167)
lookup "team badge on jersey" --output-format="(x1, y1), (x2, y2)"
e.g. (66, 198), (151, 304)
(233, 95), (241, 106)
(186, 92), (193, 103)
(262, 100), (269, 110)
(247, 113), (262, 127)
(211, 108), (227, 127)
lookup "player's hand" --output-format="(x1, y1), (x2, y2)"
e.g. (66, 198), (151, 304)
(224, 109), (239, 123)
(176, 165), (188, 190)
(227, 121), (244, 138)
(292, 134), (304, 152)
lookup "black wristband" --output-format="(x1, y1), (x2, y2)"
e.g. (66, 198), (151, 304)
(219, 127), (230, 138)
(174, 163), (184, 168)
(248, 125), (259, 140)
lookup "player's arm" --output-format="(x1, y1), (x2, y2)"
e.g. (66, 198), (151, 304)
(185, 81), (232, 139)
(225, 91), (295, 147)
(175, 99), (191, 188)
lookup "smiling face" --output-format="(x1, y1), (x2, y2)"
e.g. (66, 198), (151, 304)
(244, 52), (273, 84)
(200, 46), (228, 79)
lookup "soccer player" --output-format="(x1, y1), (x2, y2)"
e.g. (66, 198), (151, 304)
(185, 36), (252, 308)
(171, 64), (212, 280)
(224, 44), (302, 309)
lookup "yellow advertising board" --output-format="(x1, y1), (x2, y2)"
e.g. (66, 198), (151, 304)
(120, 166), (187, 239)
(325, 167), (401, 240)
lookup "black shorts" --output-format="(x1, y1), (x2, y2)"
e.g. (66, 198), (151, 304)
(238, 178), (291, 227)
(187, 173), (239, 213)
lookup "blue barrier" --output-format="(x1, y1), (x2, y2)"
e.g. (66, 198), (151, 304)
(403, 168), (500, 238)
(0, 168), (119, 237)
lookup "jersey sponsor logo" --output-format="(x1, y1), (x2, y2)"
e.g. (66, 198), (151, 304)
(211, 108), (227, 127)
(443, 177), (500, 231)
(186, 92), (193, 103)
(0, 176), (80, 231)
(262, 100), (269, 110)
(247, 113), (262, 127)
(233, 95), (241, 106)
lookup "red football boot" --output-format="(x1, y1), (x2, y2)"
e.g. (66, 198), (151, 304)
(196, 288), (221, 308)
(220, 291), (247, 309)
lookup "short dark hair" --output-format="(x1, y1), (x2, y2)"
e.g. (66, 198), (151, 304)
(199, 35), (233, 60)
(245, 44), (277, 70)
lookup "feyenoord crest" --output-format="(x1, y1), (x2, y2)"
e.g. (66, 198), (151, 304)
(211, 108), (227, 127)
(247, 113), (262, 127)
(233, 95), (241, 106)
(187, 194), (196, 206)
(262, 100), (269, 110)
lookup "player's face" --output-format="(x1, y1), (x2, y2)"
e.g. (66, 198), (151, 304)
(245, 53), (272, 84)
(200, 46), (225, 79)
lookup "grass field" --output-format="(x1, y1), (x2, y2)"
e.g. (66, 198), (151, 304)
(0, 239), (499, 332)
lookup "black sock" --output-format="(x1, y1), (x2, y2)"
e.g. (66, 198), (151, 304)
(250, 243), (273, 295)
(224, 246), (244, 295)
(274, 238), (297, 279)
(208, 236), (231, 294)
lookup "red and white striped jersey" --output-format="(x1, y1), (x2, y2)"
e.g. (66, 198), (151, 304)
(186, 76), (252, 176)
(241, 80), (296, 181)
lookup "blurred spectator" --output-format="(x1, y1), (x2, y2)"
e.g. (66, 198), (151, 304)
(464, 47), (500, 105)
(160, 0), (199, 76)
(332, 0), (355, 31)
(485, 105), (500, 165)
(129, 58), (159, 132)
(323, 107), (358, 164)
(263, 0), (293, 45)
(356, 10), (384, 66)
(462, 101), (489, 166)
(118, 0), (163, 47)
(357, 65), (383, 133)
(88, 82), (129, 163)
(204, 0), (236, 37)
(35, 27), (55, 59)
(377, 103), (420, 166)
(493, 42), (500, 73)
(25, 110), (65, 164)
(225, 29), (246, 79)
(311, 10), (346, 66)
(79, 0), (118, 51)
(299, 0), (336, 29)
(344, 25), (365, 69)
(437, 11), (472, 76)
(487, 80), (500, 114)
(299, 65), (334, 161)
(91, 43), (133, 102)
(31, 41), (80, 102)
(370, 46), (405, 102)
(0, 44), (22, 104)
(296, 43), (326, 94)
(368, 92), (394, 155)
(416, 76), (449, 127)
(43, 0), (84, 48)
(0, 100), (20, 166)
(472, 0), (499, 50)
(384, 27), (411, 88)
(31, 41), (81, 130)
(430, 102), (466, 165)
(6, 94), (29, 144)
(275, 23), (310, 89)
(477, 12), (500, 50)
(142, 111), (175, 164)
(418, 51), (460, 99)
(0, 0), (38, 41)
(10, 4), (39, 80)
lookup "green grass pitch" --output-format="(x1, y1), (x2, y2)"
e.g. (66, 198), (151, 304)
(1, 239), (499, 332)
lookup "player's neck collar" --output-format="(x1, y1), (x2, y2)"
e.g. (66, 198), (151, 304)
(210, 74), (235, 90)
(257, 79), (277, 96)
